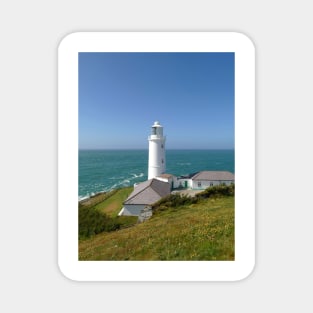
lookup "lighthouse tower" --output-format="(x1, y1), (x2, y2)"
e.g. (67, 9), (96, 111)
(148, 121), (166, 180)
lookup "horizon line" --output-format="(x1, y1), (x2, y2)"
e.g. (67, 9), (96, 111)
(79, 148), (235, 151)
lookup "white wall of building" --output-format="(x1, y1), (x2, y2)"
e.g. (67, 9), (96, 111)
(173, 177), (192, 189)
(121, 204), (147, 216)
(191, 180), (234, 190)
(148, 139), (165, 178)
(155, 176), (173, 188)
(171, 176), (234, 190)
(148, 121), (166, 179)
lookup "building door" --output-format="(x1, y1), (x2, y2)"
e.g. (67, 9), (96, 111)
(185, 181), (188, 188)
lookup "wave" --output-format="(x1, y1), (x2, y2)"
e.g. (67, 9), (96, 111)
(78, 191), (100, 202)
(79, 195), (89, 201)
(79, 172), (146, 200)
(131, 173), (144, 179)
(108, 176), (125, 180)
(78, 185), (113, 201)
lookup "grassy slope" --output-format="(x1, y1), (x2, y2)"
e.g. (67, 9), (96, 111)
(93, 187), (133, 217)
(79, 196), (234, 261)
(79, 187), (137, 239)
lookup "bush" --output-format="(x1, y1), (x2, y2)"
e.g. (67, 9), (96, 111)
(195, 184), (235, 199)
(152, 194), (198, 212)
(79, 206), (121, 239)
(152, 184), (235, 214)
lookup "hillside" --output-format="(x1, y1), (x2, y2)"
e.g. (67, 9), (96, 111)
(79, 193), (234, 261)
(79, 187), (136, 239)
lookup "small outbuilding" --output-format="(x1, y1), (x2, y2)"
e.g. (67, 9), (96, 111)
(190, 171), (234, 189)
(118, 178), (171, 216)
(155, 170), (234, 190)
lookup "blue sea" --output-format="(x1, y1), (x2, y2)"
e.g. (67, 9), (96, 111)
(79, 149), (234, 200)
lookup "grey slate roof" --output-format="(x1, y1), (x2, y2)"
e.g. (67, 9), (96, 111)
(191, 171), (235, 181)
(124, 179), (171, 205)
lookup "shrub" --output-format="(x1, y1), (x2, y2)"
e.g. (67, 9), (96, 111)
(152, 184), (235, 214)
(79, 206), (121, 239)
(195, 184), (235, 199)
(152, 194), (198, 212)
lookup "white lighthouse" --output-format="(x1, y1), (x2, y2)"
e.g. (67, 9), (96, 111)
(148, 121), (166, 179)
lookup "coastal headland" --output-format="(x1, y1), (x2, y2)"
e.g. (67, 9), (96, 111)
(79, 185), (235, 261)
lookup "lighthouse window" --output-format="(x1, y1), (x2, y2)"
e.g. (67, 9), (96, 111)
(161, 144), (164, 149)
(151, 127), (156, 135)
(162, 159), (164, 164)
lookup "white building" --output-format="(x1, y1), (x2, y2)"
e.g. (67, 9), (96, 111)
(189, 171), (234, 189)
(119, 178), (171, 216)
(148, 121), (166, 180)
(155, 171), (234, 190)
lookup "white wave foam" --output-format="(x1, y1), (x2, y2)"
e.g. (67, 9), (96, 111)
(131, 173), (144, 179)
(109, 176), (125, 180)
(79, 195), (89, 201)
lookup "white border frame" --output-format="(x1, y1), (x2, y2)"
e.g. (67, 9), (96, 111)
(58, 32), (255, 281)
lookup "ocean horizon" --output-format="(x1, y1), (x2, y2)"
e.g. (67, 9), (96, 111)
(79, 149), (234, 200)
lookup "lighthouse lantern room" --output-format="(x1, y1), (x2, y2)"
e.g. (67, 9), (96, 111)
(148, 121), (166, 179)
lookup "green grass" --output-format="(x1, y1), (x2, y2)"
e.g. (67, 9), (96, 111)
(79, 196), (234, 261)
(78, 186), (136, 239)
(79, 189), (118, 208)
(93, 186), (133, 217)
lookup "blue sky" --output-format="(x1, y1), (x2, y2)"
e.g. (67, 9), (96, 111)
(79, 52), (234, 149)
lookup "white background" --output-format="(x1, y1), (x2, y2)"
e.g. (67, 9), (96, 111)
(0, 0), (312, 312)
(58, 32), (255, 282)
